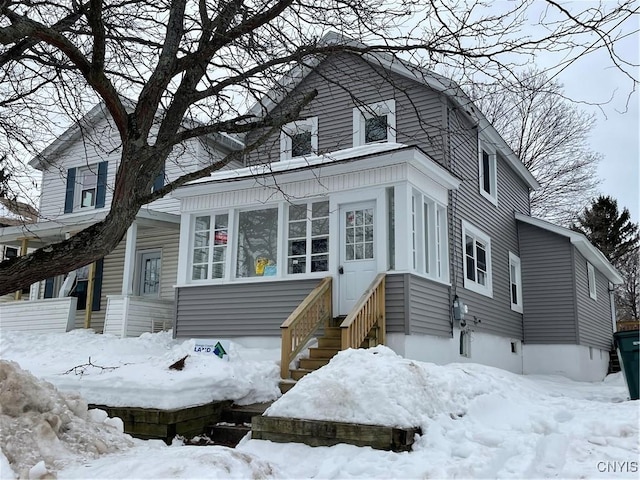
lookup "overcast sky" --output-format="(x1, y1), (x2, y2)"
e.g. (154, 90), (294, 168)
(550, 15), (639, 222)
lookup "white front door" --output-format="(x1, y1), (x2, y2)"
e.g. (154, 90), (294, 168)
(338, 202), (377, 315)
(138, 251), (161, 296)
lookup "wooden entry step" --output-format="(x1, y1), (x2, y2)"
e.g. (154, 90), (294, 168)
(206, 402), (272, 447)
(252, 416), (422, 452)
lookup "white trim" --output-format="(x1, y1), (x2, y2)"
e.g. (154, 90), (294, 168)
(509, 251), (523, 313)
(121, 222), (138, 295)
(352, 99), (396, 147)
(461, 220), (493, 297)
(587, 262), (597, 300)
(279, 117), (318, 161)
(514, 213), (622, 284)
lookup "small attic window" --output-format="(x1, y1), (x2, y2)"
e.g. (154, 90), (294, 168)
(353, 99), (396, 147)
(280, 117), (318, 161)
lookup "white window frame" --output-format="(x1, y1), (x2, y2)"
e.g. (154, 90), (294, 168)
(478, 140), (497, 206)
(285, 200), (330, 275)
(280, 117), (318, 161)
(190, 212), (230, 282)
(409, 190), (449, 283)
(587, 262), (597, 300)
(509, 252), (523, 313)
(353, 99), (396, 147)
(462, 220), (493, 297)
(76, 166), (98, 210)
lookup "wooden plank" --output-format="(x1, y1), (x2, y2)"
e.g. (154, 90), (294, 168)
(252, 416), (421, 452)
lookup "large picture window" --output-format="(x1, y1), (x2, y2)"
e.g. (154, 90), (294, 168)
(236, 207), (279, 278)
(287, 201), (329, 274)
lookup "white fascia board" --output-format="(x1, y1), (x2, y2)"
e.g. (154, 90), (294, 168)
(409, 149), (461, 191)
(0, 208), (179, 245)
(173, 143), (411, 198)
(28, 103), (111, 171)
(515, 213), (623, 284)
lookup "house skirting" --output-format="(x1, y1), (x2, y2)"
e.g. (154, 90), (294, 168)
(522, 344), (610, 382)
(387, 329), (523, 375)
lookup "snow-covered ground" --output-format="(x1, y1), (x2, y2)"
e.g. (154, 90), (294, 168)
(1, 330), (638, 479)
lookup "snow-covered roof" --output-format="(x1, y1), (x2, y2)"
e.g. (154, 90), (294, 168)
(247, 33), (539, 191)
(0, 198), (38, 226)
(515, 213), (623, 284)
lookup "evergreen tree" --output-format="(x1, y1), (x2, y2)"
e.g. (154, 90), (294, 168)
(572, 196), (639, 266)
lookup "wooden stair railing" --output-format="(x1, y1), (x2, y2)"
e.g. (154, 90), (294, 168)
(280, 277), (332, 379)
(340, 273), (386, 350)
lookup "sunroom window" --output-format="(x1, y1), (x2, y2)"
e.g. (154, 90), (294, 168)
(236, 207), (279, 278)
(287, 200), (330, 274)
(410, 190), (449, 282)
(191, 214), (228, 280)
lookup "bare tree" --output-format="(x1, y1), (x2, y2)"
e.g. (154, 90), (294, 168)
(616, 248), (639, 322)
(0, 0), (637, 295)
(470, 70), (602, 226)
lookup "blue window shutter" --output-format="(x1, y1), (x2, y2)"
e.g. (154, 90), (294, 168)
(95, 162), (108, 208)
(91, 258), (104, 311)
(152, 163), (165, 192)
(64, 168), (76, 213)
(44, 278), (55, 298)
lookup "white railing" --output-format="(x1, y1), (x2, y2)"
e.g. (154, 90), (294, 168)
(0, 297), (77, 333)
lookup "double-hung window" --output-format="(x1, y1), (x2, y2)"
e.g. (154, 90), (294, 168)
(478, 141), (497, 205)
(462, 220), (492, 296)
(509, 252), (523, 312)
(64, 162), (108, 213)
(287, 201), (330, 274)
(353, 99), (396, 147)
(280, 117), (318, 161)
(191, 214), (228, 280)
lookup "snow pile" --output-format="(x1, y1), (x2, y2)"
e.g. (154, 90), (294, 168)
(0, 360), (133, 479)
(0, 329), (281, 409)
(59, 444), (281, 479)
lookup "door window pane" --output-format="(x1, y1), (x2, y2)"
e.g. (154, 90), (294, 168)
(345, 207), (374, 262)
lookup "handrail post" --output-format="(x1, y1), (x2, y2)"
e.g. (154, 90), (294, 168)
(280, 277), (332, 379)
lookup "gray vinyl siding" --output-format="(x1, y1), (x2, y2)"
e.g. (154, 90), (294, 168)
(385, 273), (451, 337)
(574, 250), (614, 349)
(245, 53), (446, 167)
(174, 279), (320, 338)
(385, 273), (408, 333)
(447, 106), (530, 340)
(244, 53), (532, 341)
(517, 222), (578, 344)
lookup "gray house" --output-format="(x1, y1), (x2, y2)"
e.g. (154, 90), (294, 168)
(171, 52), (622, 382)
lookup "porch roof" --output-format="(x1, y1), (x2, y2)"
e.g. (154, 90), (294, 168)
(173, 143), (461, 198)
(0, 208), (179, 248)
(515, 213), (623, 284)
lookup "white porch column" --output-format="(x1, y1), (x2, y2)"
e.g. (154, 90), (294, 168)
(121, 222), (138, 295)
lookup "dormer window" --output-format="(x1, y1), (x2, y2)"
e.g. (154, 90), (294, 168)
(353, 99), (396, 147)
(280, 117), (318, 161)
